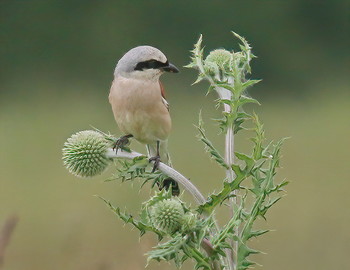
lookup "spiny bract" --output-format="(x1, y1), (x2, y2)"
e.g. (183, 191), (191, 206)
(62, 130), (111, 177)
(149, 198), (185, 235)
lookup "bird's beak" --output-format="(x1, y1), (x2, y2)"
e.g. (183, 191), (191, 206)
(161, 62), (179, 73)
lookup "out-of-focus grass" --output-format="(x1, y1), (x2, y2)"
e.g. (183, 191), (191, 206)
(0, 81), (349, 270)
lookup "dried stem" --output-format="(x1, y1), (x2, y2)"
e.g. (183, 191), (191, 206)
(106, 149), (206, 205)
(0, 215), (18, 268)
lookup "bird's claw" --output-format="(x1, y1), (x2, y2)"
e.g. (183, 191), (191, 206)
(149, 155), (161, 173)
(113, 135), (131, 154)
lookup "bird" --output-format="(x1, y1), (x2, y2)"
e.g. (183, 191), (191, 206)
(109, 45), (179, 194)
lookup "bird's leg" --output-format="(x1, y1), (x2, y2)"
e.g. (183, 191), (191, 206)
(149, 140), (161, 173)
(149, 141), (180, 196)
(113, 134), (133, 154)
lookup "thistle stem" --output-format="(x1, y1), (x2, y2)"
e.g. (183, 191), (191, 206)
(216, 87), (237, 270)
(201, 238), (221, 270)
(225, 122), (238, 270)
(216, 85), (236, 182)
(106, 149), (206, 205)
(225, 120), (235, 181)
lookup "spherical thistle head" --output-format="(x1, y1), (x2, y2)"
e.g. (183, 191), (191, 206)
(62, 130), (111, 178)
(149, 198), (185, 235)
(204, 49), (232, 76)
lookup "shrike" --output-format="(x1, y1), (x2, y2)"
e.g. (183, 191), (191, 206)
(109, 46), (179, 190)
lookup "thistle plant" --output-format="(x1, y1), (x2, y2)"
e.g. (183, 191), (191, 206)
(62, 32), (287, 270)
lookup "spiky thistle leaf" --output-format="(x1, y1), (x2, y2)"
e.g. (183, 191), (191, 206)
(196, 112), (229, 169)
(98, 196), (162, 237)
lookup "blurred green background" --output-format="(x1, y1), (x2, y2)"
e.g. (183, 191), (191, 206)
(0, 1), (349, 269)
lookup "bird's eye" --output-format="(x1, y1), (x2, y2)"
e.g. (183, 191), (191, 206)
(148, 60), (158, 69)
(134, 59), (168, 71)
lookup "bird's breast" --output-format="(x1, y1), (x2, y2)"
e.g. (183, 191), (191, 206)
(109, 77), (171, 143)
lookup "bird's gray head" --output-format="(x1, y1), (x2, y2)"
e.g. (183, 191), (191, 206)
(114, 46), (179, 80)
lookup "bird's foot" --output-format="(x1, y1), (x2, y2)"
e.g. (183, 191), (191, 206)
(149, 155), (161, 173)
(113, 134), (132, 154)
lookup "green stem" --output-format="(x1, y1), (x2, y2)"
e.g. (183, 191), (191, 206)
(184, 243), (212, 270)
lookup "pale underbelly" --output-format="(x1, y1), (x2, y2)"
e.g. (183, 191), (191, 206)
(114, 109), (171, 144)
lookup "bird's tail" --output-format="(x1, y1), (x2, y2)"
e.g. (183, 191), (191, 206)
(146, 141), (179, 196)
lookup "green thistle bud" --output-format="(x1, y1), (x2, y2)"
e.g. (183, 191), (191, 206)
(182, 212), (197, 232)
(149, 198), (185, 235)
(204, 49), (232, 75)
(62, 130), (111, 177)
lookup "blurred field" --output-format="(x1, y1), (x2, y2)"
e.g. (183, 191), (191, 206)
(1, 84), (349, 270)
(1, 1), (349, 270)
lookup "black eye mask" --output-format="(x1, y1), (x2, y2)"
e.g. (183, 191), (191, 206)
(134, 59), (169, 71)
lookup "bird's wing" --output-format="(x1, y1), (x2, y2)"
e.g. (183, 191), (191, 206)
(159, 81), (169, 111)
